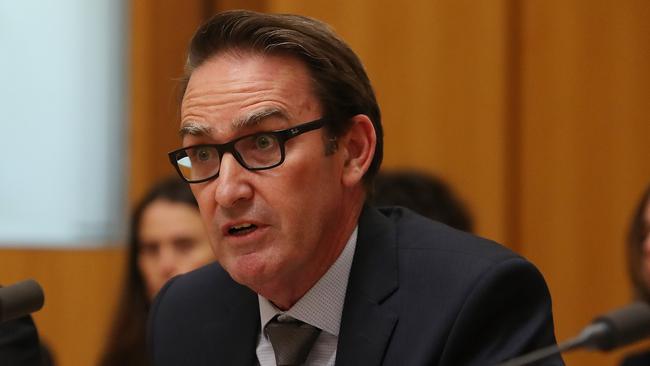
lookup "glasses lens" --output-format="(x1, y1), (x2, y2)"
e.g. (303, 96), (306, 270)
(235, 133), (282, 169)
(176, 146), (220, 182)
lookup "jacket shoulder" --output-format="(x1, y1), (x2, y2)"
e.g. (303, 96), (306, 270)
(379, 206), (519, 263)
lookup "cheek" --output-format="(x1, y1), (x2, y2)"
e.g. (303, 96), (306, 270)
(278, 166), (343, 241)
(137, 257), (150, 277)
(191, 185), (216, 217)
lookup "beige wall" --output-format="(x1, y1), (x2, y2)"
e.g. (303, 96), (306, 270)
(1, 1), (649, 365)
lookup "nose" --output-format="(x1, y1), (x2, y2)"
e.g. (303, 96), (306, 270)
(213, 153), (254, 208)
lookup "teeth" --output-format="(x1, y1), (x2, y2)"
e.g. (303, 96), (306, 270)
(231, 223), (253, 230)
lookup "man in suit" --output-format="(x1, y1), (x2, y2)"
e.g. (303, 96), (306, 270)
(150, 10), (563, 365)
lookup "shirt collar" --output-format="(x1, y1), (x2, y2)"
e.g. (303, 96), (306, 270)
(258, 226), (358, 336)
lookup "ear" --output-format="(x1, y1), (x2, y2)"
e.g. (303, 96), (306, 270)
(339, 114), (376, 187)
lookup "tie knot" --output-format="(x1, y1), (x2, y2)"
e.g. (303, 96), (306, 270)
(265, 315), (321, 366)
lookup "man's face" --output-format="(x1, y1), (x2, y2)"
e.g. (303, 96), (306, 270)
(180, 52), (358, 301)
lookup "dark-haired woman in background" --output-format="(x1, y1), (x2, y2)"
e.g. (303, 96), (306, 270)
(621, 183), (650, 366)
(371, 169), (473, 232)
(98, 177), (214, 366)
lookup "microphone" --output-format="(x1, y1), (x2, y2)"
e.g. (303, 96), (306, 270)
(497, 302), (650, 366)
(0, 279), (45, 323)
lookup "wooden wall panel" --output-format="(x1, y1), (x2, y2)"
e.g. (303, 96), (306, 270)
(2, 2), (649, 366)
(210, 0), (267, 13)
(269, 0), (513, 245)
(0, 248), (125, 366)
(0, 2), (213, 365)
(129, 0), (266, 203)
(129, 0), (209, 204)
(518, 1), (650, 364)
(267, 1), (650, 364)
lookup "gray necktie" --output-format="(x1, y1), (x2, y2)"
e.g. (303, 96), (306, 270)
(265, 315), (321, 366)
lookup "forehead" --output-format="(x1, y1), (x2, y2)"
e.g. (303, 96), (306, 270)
(180, 51), (321, 137)
(140, 200), (202, 233)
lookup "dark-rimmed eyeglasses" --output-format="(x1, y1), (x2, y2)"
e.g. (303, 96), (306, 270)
(168, 118), (327, 183)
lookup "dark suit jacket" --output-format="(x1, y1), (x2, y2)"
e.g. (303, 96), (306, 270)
(149, 206), (563, 365)
(0, 315), (44, 366)
(621, 350), (650, 366)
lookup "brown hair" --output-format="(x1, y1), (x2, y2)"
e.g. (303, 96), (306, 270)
(371, 170), (474, 232)
(98, 177), (199, 366)
(180, 10), (383, 188)
(627, 183), (650, 303)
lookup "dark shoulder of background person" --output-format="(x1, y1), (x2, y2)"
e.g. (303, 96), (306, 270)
(621, 350), (650, 366)
(0, 315), (53, 366)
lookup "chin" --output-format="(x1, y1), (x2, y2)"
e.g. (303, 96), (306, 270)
(226, 254), (274, 287)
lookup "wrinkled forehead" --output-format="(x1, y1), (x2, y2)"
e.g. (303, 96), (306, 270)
(179, 52), (322, 139)
(179, 107), (289, 139)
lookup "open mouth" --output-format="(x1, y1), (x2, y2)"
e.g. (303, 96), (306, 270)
(228, 223), (258, 236)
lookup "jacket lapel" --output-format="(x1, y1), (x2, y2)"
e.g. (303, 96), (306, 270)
(336, 206), (399, 366)
(200, 278), (260, 365)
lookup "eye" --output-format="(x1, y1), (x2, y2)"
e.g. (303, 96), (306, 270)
(253, 134), (276, 150)
(173, 238), (197, 253)
(196, 147), (212, 161)
(189, 146), (214, 163)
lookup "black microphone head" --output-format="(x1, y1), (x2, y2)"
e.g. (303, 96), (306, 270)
(0, 279), (45, 323)
(588, 301), (650, 351)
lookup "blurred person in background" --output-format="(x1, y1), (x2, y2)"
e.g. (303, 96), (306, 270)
(371, 169), (473, 233)
(621, 183), (650, 366)
(0, 315), (52, 366)
(98, 177), (214, 366)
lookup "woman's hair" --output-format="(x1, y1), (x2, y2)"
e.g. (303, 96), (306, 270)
(98, 176), (198, 366)
(371, 170), (474, 232)
(627, 183), (650, 304)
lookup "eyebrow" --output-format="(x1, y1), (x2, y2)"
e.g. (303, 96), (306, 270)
(179, 122), (212, 138)
(232, 107), (288, 129)
(178, 107), (290, 139)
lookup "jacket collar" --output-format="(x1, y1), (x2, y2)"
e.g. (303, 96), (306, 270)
(201, 206), (400, 366)
(336, 205), (399, 365)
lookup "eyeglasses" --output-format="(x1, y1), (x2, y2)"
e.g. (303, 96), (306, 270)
(168, 118), (327, 183)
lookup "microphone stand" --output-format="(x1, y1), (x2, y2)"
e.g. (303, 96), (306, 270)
(498, 302), (650, 366)
(497, 323), (607, 366)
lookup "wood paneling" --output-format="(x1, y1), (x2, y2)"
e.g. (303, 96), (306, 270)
(129, 0), (208, 204)
(129, 0), (267, 203)
(518, 1), (650, 364)
(0, 248), (125, 366)
(0, 2), (213, 365)
(270, 0), (514, 245)
(210, 0), (267, 13)
(2, 2), (649, 365)
(270, 1), (650, 364)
